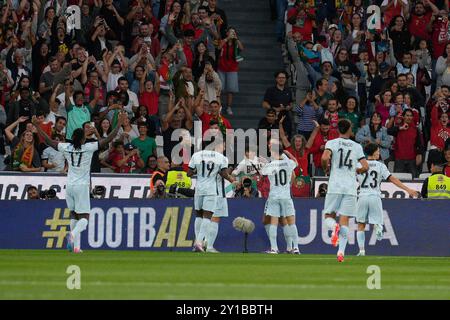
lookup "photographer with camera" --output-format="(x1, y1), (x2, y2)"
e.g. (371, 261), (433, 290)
(149, 156), (170, 195)
(316, 183), (328, 198)
(234, 177), (258, 198)
(39, 188), (58, 200)
(151, 179), (167, 199)
(27, 185), (40, 200)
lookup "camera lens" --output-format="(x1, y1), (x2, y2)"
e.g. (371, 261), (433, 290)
(47, 189), (56, 199)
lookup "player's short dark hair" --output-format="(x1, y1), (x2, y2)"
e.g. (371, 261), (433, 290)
(364, 143), (379, 156)
(337, 119), (352, 134)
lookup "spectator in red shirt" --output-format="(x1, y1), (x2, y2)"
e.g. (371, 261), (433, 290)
(287, 2), (315, 41)
(375, 90), (393, 126)
(139, 70), (160, 116)
(387, 109), (424, 178)
(281, 130), (309, 177)
(306, 118), (338, 176)
(322, 98), (339, 135)
(35, 110), (53, 145)
(428, 9), (450, 60)
(218, 27), (244, 116)
(408, 0), (439, 41)
(280, 127), (310, 197)
(130, 23), (161, 58)
(195, 99), (231, 136)
(381, 0), (409, 27)
(428, 98), (450, 166)
(106, 141), (144, 173)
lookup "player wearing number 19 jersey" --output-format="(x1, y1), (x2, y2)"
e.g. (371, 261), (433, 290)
(32, 113), (125, 253)
(321, 119), (369, 262)
(356, 143), (418, 256)
(188, 144), (235, 253)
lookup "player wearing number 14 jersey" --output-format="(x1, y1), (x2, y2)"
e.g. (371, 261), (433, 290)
(356, 143), (418, 256)
(321, 119), (369, 262)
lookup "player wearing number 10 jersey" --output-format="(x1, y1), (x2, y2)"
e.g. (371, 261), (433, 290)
(262, 142), (299, 254)
(356, 143), (418, 256)
(321, 119), (369, 262)
(188, 143), (235, 253)
(32, 113), (126, 253)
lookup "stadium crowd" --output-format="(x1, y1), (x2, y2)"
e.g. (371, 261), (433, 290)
(0, 0), (449, 198)
(269, 0), (450, 183)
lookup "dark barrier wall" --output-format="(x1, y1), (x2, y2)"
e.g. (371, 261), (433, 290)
(0, 199), (449, 256)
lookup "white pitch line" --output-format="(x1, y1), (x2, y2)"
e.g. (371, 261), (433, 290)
(0, 280), (449, 291)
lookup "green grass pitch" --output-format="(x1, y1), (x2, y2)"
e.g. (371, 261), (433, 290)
(0, 250), (448, 299)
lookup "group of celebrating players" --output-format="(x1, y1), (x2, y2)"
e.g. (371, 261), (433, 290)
(30, 112), (419, 261)
(187, 118), (419, 262)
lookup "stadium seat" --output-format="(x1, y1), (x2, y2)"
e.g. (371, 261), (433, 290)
(418, 173), (431, 180)
(391, 172), (413, 180)
(387, 161), (395, 173)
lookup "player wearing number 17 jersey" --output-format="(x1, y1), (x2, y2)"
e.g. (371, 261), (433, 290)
(32, 113), (126, 253)
(356, 143), (418, 256)
(188, 143), (235, 253)
(321, 119), (369, 262)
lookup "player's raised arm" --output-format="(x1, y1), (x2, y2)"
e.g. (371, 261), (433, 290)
(98, 112), (127, 149)
(187, 167), (196, 177)
(356, 143), (369, 174)
(31, 116), (59, 150)
(321, 149), (332, 175)
(282, 149), (298, 167)
(219, 167), (235, 183)
(388, 175), (419, 198)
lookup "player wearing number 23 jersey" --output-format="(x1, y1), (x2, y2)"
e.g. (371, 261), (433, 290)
(355, 143), (418, 256)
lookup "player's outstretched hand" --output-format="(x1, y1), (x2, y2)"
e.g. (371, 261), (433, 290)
(407, 188), (419, 198)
